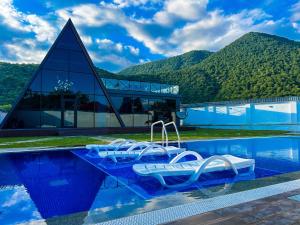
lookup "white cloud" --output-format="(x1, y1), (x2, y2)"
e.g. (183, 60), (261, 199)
(290, 1), (300, 32)
(55, 1), (281, 58)
(56, 4), (121, 27)
(109, 0), (161, 8)
(2, 188), (30, 207)
(95, 38), (140, 55)
(91, 52), (135, 69)
(81, 35), (93, 46)
(0, 0), (56, 42)
(3, 39), (47, 63)
(126, 45), (140, 55)
(56, 3), (164, 54)
(139, 58), (150, 64)
(0, 0), (24, 31)
(153, 0), (208, 26)
(168, 9), (278, 54)
(77, 29), (93, 46)
(96, 38), (113, 45)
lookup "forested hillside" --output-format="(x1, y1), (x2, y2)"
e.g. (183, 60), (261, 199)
(120, 50), (212, 75)
(197, 32), (300, 101)
(0, 63), (37, 107)
(119, 32), (300, 103)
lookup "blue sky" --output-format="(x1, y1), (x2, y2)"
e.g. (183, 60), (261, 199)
(0, 0), (300, 72)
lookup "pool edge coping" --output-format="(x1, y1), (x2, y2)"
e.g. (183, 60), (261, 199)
(96, 178), (300, 225)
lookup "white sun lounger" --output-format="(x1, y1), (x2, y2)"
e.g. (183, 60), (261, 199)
(97, 142), (185, 163)
(86, 139), (142, 157)
(133, 151), (255, 188)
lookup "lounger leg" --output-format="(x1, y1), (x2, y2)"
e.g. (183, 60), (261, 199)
(249, 164), (255, 172)
(153, 174), (194, 188)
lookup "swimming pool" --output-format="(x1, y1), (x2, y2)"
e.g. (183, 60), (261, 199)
(1, 136), (300, 224)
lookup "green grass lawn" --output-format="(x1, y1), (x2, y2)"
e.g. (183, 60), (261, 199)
(0, 136), (106, 149)
(0, 128), (287, 149)
(104, 129), (287, 142)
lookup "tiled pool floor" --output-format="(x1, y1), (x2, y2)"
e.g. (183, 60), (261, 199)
(163, 189), (300, 225)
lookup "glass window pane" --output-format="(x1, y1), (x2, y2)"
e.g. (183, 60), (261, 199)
(44, 48), (69, 71)
(161, 84), (170, 94)
(95, 95), (109, 127)
(151, 83), (161, 93)
(42, 70), (69, 93)
(41, 93), (61, 128)
(167, 99), (177, 122)
(6, 91), (41, 128)
(6, 110), (40, 128)
(95, 78), (104, 95)
(133, 98), (149, 127)
(130, 81), (140, 91)
(140, 82), (151, 92)
(104, 79), (119, 90)
(56, 26), (81, 50)
(29, 72), (42, 92)
(69, 51), (92, 74)
(149, 99), (173, 122)
(149, 99), (174, 123)
(111, 96), (133, 127)
(119, 80), (130, 90)
(172, 85), (179, 94)
(17, 91), (40, 110)
(109, 111), (121, 127)
(77, 94), (94, 128)
(69, 73), (94, 95)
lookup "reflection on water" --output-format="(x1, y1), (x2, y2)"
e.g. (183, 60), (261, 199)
(1, 137), (300, 224)
(185, 137), (300, 173)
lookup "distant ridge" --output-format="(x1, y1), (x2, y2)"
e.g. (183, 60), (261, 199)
(119, 50), (213, 75)
(119, 32), (300, 103)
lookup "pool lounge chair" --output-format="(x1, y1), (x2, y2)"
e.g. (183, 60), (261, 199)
(86, 139), (140, 157)
(133, 151), (255, 188)
(98, 142), (185, 163)
(86, 120), (168, 156)
(86, 120), (181, 158)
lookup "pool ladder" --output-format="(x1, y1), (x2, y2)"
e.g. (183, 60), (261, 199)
(150, 120), (181, 148)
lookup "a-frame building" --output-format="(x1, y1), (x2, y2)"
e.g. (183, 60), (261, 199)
(1, 19), (124, 129)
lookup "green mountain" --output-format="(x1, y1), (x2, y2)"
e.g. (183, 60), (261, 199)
(119, 50), (213, 75)
(119, 32), (300, 103)
(0, 62), (37, 109)
(197, 32), (300, 101)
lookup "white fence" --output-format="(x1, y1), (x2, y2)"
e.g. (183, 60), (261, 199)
(181, 96), (300, 131)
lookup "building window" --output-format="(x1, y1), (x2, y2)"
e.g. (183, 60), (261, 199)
(40, 93), (61, 128)
(112, 96), (133, 127)
(133, 98), (150, 127)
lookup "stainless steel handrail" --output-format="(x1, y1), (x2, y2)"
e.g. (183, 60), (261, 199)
(164, 121), (181, 148)
(151, 120), (168, 147)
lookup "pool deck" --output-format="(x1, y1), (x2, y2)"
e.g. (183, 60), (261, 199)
(98, 179), (300, 225)
(163, 189), (300, 225)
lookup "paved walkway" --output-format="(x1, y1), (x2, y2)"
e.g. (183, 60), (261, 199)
(163, 189), (300, 225)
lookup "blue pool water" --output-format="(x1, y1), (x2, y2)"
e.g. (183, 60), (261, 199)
(1, 136), (300, 224)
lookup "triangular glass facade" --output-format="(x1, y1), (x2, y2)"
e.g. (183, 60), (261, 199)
(2, 20), (121, 129)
